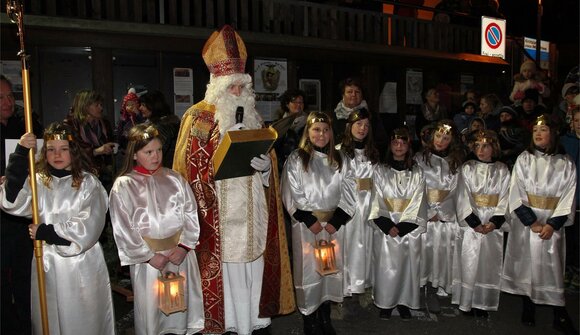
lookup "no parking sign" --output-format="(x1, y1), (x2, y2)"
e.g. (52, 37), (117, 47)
(481, 16), (506, 59)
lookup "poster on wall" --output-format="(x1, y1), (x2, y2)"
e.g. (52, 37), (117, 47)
(299, 79), (321, 113)
(173, 67), (193, 118)
(405, 69), (423, 105)
(254, 59), (287, 122)
(378, 82), (397, 114)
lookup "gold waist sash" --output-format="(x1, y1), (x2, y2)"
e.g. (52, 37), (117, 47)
(313, 210), (335, 223)
(472, 193), (499, 207)
(384, 198), (411, 213)
(527, 193), (559, 211)
(356, 178), (373, 191)
(427, 189), (450, 204)
(142, 230), (182, 252)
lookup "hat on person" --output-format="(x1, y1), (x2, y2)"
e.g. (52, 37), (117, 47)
(498, 106), (518, 120)
(522, 88), (539, 104)
(561, 83), (579, 99)
(202, 25), (247, 76)
(462, 101), (477, 110)
(121, 87), (139, 115)
(520, 60), (536, 73)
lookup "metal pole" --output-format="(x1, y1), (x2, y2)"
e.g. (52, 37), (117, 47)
(536, 0), (542, 65)
(6, 2), (50, 334)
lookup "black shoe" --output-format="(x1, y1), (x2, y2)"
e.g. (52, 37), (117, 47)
(474, 309), (489, 318)
(379, 308), (393, 320)
(303, 311), (323, 335)
(462, 310), (475, 317)
(397, 305), (412, 320)
(318, 302), (336, 335)
(521, 297), (536, 327)
(252, 325), (272, 335)
(553, 307), (579, 335)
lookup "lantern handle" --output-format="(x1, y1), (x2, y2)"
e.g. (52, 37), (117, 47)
(159, 264), (181, 278)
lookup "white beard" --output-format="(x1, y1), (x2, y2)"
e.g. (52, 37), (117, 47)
(206, 73), (263, 139)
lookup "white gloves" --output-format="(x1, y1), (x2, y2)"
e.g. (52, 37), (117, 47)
(250, 154), (271, 172)
(229, 123), (246, 131)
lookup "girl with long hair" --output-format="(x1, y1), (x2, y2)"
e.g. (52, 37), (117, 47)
(109, 124), (204, 335)
(282, 112), (356, 335)
(371, 127), (427, 320)
(1, 122), (115, 334)
(414, 119), (465, 313)
(337, 108), (379, 317)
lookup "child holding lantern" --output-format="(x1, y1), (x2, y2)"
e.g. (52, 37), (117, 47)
(109, 124), (204, 335)
(0, 122), (116, 335)
(282, 112), (356, 335)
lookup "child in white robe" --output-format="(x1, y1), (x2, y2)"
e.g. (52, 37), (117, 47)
(501, 114), (578, 334)
(1, 122), (116, 335)
(452, 130), (510, 318)
(370, 127), (427, 320)
(337, 108), (379, 316)
(282, 112), (356, 335)
(109, 124), (204, 335)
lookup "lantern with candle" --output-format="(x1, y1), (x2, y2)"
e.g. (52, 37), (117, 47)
(314, 239), (338, 276)
(158, 271), (187, 315)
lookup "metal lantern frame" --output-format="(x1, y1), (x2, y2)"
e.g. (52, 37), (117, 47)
(314, 239), (338, 276)
(158, 270), (187, 315)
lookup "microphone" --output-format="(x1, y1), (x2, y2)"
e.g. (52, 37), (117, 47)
(235, 106), (244, 124)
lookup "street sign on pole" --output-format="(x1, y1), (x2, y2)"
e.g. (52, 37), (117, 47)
(481, 16), (506, 59)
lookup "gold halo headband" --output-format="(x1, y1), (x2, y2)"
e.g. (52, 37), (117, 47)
(348, 108), (370, 123)
(45, 132), (74, 141)
(436, 123), (453, 135)
(473, 130), (498, 144)
(129, 128), (159, 141)
(307, 114), (330, 126)
(534, 114), (549, 126)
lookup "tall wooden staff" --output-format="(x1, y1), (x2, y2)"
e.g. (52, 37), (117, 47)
(6, 1), (50, 334)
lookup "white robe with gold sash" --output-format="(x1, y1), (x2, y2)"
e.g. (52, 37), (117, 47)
(501, 150), (577, 306)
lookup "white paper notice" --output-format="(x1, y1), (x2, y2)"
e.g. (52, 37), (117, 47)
(4, 139), (44, 169)
(379, 82), (397, 114)
(173, 68), (193, 95)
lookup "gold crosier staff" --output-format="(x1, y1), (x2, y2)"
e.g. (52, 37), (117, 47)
(6, 1), (50, 334)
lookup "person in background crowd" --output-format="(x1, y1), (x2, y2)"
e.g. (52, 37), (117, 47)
(282, 111), (356, 335)
(64, 89), (116, 190)
(173, 25), (295, 335)
(477, 93), (501, 131)
(454, 101), (477, 134)
(497, 106), (526, 170)
(115, 87), (144, 152)
(415, 120), (464, 314)
(560, 109), (580, 292)
(0, 74), (43, 335)
(415, 88), (448, 139)
(1, 122), (115, 335)
(502, 114), (578, 335)
(510, 60), (550, 106)
(273, 88), (308, 172)
(370, 127), (427, 321)
(333, 77), (388, 151)
(516, 88), (547, 133)
(109, 124), (204, 335)
(555, 83), (579, 133)
(452, 130), (510, 319)
(338, 108), (379, 319)
(138, 90), (180, 168)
